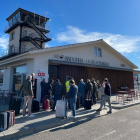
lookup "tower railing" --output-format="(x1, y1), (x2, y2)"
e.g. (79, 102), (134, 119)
(22, 30), (52, 40)
(0, 46), (39, 59)
(0, 47), (19, 58)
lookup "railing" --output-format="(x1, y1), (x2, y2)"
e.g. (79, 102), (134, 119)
(5, 19), (50, 32)
(36, 24), (50, 31)
(0, 46), (39, 59)
(22, 30), (52, 40)
(22, 30), (40, 39)
(0, 47), (19, 58)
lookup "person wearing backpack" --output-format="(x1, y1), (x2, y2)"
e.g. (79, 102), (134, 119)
(91, 78), (98, 104)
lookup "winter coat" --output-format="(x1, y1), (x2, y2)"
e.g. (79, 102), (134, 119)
(78, 81), (85, 93)
(18, 79), (33, 97)
(65, 84), (78, 99)
(53, 82), (63, 97)
(91, 81), (98, 93)
(86, 82), (93, 93)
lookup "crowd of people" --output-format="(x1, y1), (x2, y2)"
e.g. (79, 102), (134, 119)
(40, 77), (112, 118)
(18, 73), (112, 118)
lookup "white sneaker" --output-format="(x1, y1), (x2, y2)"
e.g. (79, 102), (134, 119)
(69, 115), (76, 118)
(103, 107), (108, 110)
(23, 114), (27, 117)
(28, 114), (35, 117)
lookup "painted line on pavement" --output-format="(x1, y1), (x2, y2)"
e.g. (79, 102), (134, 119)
(94, 130), (116, 140)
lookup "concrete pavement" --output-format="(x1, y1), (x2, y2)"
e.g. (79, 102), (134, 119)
(19, 104), (140, 140)
(0, 94), (140, 140)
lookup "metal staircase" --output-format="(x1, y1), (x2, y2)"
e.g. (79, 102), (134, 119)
(22, 36), (42, 49)
(26, 22), (48, 41)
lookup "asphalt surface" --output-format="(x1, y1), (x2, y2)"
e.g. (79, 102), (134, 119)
(19, 105), (140, 140)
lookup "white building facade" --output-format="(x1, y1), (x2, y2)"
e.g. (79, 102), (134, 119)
(0, 8), (138, 102)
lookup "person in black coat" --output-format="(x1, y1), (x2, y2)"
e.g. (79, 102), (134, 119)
(52, 79), (63, 111)
(45, 79), (54, 99)
(96, 78), (112, 113)
(40, 78), (46, 103)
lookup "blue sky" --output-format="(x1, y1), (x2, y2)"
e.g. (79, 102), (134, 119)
(0, 0), (140, 69)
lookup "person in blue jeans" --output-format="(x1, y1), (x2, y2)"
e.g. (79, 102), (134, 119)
(78, 79), (85, 106)
(65, 80), (78, 118)
(52, 79), (63, 111)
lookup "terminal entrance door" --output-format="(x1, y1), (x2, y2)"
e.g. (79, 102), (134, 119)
(48, 65), (60, 82)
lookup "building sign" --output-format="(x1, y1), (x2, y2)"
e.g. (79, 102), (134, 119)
(54, 54), (109, 66)
(38, 69), (46, 79)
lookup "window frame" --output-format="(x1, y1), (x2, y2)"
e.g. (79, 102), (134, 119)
(94, 46), (102, 57)
(11, 31), (15, 41)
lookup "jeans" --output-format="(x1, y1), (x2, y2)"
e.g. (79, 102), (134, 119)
(92, 92), (96, 104)
(78, 92), (84, 105)
(100, 95), (112, 112)
(101, 95), (106, 107)
(40, 90), (45, 103)
(53, 95), (62, 109)
(69, 98), (76, 116)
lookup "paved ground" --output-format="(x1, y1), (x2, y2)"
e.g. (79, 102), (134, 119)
(0, 94), (140, 139)
(19, 104), (140, 140)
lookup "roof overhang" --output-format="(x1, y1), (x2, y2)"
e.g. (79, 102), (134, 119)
(0, 53), (33, 67)
(49, 59), (134, 72)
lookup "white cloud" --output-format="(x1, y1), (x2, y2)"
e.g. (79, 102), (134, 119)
(0, 34), (9, 50)
(56, 26), (140, 53)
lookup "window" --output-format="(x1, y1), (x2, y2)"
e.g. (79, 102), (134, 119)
(94, 47), (101, 57)
(11, 32), (15, 40)
(9, 46), (15, 53)
(0, 69), (4, 84)
(13, 65), (26, 92)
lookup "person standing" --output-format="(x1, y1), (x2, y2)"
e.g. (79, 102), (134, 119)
(18, 75), (35, 117)
(86, 79), (93, 100)
(96, 80), (101, 89)
(96, 78), (112, 113)
(31, 73), (36, 98)
(98, 79), (107, 109)
(78, 79), (85, 106)
(65, 80), (78, 118)
(65, 77), (73, 108)
(40, 78), (46, 103)
(52, 79), (63, 111)
(46, 79), (54, 99)
(91, 78), (98, 104)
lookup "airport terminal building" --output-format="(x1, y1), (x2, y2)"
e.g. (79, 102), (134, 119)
(0, 8), (138, 101)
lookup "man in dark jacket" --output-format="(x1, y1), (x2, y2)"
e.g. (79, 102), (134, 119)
(86, 79), (93, 100)
(52, 79), (63, 111)
(40, 78), (46, 103)
(91, 78), (98, 104)
(65, 80), (78, 118)
(45, 79), (54, 99)
(78, 79), (85, 106)
(18, 75), (35, 117)
(96, 78), (112, 113)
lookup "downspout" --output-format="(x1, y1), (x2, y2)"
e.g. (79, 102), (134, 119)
(19, 25), (22, 53)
